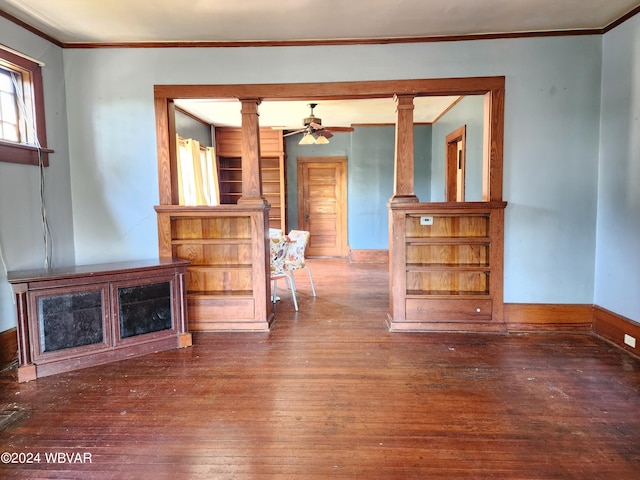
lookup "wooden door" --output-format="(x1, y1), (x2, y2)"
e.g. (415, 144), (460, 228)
(297, 157), (347, 257)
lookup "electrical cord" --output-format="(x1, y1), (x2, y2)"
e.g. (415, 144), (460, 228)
(10, 71), (52, 269)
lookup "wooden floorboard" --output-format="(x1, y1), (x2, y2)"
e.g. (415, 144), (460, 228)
(1, 258), (639, 479)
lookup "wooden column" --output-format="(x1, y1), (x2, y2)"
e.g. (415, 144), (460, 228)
(238, 98), (268, 206)
(390, 94), (419, 204)
(154, 96), (178, 205)
(483, 88), (505, 202)
(236, 99), (271, 329)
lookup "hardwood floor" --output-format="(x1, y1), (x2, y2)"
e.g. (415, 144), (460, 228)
(1, 258), (639, 479)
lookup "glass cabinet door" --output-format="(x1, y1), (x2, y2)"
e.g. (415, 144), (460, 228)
(32, 285), (110, 361)
(116, 280), (174, 340)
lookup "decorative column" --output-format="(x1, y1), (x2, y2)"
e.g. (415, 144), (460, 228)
(237, 98), (267, 206)
(390, 94), (419, 203)
(236, 98), (272, 327)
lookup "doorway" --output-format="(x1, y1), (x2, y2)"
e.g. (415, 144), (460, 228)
(297, 156), (348, 257)
(445, 125), (466, 202)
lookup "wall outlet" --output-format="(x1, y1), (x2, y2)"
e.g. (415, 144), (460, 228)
(624, 334), (636, 348)
(420, 216), (434, 226)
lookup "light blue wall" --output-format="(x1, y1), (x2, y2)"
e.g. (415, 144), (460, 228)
(498, 38), (601, 304)
(285, 125), (431, 250)
(175, 110), (212, 146)
(414, 125), (433, 202)
(0, 18), (74, 332)
(430, 96), (485, 202)
(595, 15), (640, 323)
(2, 22), (629, 333)
(349, 126), (394, 249)
(60, 38), (602, 304)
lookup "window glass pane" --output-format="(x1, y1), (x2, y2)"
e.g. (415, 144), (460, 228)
(0, 68), (13, 92)
(1, 122), (19, 142)
(0, 67), (20, 142)
(1, 91), (18, 123)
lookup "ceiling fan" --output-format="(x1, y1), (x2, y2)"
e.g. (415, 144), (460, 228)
(282, 103), (353, 143)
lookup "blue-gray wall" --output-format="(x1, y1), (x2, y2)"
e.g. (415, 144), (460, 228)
(594, 14), (640, 321)
(175, 110), (212, 146)
(430, 96), (485, 202)
(0, 17), (75, 332)
(285, 126), (431, 250)
(1, 17), (638, 332)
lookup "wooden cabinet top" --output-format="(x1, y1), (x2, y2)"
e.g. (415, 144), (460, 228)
(7, 258), (190, 284)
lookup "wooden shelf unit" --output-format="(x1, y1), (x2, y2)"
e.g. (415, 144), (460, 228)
(215, 127), (286, 231)
(388, 202), (507, 332)
(155, 205), (273, 331)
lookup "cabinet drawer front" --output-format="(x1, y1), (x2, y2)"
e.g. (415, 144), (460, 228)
(406, 298), (493, 321)
(188, 297), (255, 323)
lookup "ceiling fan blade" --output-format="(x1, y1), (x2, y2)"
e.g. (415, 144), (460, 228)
(316, 129), (333, 139)
(283, 128), (307, 137)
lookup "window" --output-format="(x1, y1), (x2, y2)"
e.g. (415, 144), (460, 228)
(0, 46), (51, 166)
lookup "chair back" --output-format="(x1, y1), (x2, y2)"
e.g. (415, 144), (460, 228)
(269, 234), (289, 275)
(285, 230), (310, 269)
(269, 228), (283, 239)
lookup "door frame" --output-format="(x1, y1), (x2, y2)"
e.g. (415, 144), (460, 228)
(297, 156), (348, 257)
(445, 125), (466, 202)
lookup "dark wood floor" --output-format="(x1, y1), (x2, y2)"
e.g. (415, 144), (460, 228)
(1, 258), (639, 479)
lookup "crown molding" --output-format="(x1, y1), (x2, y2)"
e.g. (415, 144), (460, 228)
(1, 6), (638, 49)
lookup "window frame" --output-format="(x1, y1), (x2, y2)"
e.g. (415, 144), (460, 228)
(0, 46), (51, 166)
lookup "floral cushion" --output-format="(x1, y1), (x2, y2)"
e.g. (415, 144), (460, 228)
(269, 234), (289, 274)
(284, 230), (310, 270)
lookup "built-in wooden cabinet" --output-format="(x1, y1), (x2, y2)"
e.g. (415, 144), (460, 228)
(215, 127), (286, 231)
(388, 202), (506, 332)
(7, 259), (191, 382)
(155, 205), (272, 331)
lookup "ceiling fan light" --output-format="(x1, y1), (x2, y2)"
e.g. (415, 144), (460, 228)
(315, 134), (330, 144)
(299, 133), (316, 145)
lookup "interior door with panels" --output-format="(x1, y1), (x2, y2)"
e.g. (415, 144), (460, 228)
(297, 156), (347, 257)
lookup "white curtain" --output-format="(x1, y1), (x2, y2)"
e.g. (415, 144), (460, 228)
(177, 135), (220, 206)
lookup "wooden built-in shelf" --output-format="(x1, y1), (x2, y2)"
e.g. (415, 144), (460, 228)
(389, 201), (506, 332)
(215, 127), (287, 232)
(155, 204), (272, 331)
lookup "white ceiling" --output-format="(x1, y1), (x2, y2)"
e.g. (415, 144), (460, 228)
(0, 0), (637, 44)
(2, 0), (637, 127)
(174, 97), (464, 129)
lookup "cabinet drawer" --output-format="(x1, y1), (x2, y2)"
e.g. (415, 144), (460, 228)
(406, 298), (493, 321)
(188, 296), (255, 326)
